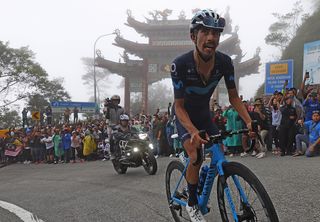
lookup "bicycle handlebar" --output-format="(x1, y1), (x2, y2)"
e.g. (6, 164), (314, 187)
(192, 121), (259, 166)
(209, 129), (249, 143)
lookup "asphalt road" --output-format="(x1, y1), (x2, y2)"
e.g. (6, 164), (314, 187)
(0, 155), (319, 222)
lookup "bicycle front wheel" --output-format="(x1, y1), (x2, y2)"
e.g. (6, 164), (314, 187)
(217, 162), (279, 222)
(165, 160), (191, 222)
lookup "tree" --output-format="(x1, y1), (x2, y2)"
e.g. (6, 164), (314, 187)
(281, 6), (320, 87)
(0, 41), (71, 126)
(0, 41), (49, 107)
(130, 82), (173, 115)
(81, 57), (113, 103)
(0, 107), (21, 128)
(257, 3), (320, 97)
(265, 1), (309, 52)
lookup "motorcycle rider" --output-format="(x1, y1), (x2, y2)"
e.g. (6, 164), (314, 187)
(110, 114), (131, 159)
(104, 95), (124, 126)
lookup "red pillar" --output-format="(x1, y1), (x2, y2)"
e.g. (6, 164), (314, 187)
(141, 60), (148, 114)
(124, 76), (130, 114)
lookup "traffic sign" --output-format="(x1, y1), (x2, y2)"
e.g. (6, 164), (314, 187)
(265, 60), (293, 95)
(32, 111), (40, 121)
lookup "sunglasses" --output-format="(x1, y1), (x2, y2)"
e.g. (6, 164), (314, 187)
(196, 16), (226, 30)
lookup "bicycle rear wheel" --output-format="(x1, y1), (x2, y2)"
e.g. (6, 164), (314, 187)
(165, 160), (191, 222)
(217, 162), (279, 222)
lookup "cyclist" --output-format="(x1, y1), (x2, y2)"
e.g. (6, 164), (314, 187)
(170, 9), (253, 222)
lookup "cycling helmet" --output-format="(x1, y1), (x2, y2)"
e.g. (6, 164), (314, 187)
(111, 95), (120, 101)
(119, 114), (129, 121)
(190, 9), (225, 33)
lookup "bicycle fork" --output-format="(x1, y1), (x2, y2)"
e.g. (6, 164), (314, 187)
(217, 160), (251, 222)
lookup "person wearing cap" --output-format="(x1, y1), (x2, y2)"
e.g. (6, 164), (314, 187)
(294, 110), (320, 157)
(303, 91), (320, 121)
(279, 96), (297, 156)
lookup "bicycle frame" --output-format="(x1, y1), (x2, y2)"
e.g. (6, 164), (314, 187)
(171, 143), (250, 222)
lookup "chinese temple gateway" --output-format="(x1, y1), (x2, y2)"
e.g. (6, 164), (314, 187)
(96, 9), (260, 113)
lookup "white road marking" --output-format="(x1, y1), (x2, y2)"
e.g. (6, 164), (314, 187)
(0, 200), (45, 222)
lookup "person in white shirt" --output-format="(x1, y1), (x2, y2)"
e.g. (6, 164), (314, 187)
(41, 132), (54, 163)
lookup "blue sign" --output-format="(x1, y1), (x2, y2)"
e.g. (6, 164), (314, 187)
(51, 101), (96, 108)
(303, 39), (320, 85)
(265, 60), (294, 95)
(51, 101), (97, 113)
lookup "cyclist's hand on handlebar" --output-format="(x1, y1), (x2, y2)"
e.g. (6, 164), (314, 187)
(246, 122), (256, 138)
(190, 130), (208, 146)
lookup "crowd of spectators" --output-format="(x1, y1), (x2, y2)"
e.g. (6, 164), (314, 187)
(1, 78), (319, 166)
(215, 78), (320, 158)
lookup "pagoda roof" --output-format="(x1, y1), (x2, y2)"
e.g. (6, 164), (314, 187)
(113, 33), (240, 58)
(126, 16), (189, 36)
(95, 57), (143, 77)
(235, 55), (261, 77)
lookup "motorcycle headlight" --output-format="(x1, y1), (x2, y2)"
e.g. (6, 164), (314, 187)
(148, 143), (154, 149)
(133, 147), (139, 152)
(138, 133), (148, 140)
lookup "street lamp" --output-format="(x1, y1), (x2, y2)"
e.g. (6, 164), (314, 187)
(93, 31), (117, 105)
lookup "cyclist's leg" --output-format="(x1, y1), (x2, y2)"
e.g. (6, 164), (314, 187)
(175, 119), (201, 207)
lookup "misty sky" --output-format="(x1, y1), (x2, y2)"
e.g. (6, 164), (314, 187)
(1, 0), (312, 106)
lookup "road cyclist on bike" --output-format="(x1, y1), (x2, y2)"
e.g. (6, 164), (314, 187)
(170, 9), (253, 222)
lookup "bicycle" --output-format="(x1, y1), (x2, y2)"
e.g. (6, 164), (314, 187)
(165, 128), (279, 222)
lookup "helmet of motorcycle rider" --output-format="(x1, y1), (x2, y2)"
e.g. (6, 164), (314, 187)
(119, 114), (129, 127)
(119, 114), (129, 121)
(189, 9), (225, 34)
(111, 95), (120, 103)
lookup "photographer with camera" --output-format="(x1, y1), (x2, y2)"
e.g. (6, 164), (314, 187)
(104, 95), (124, 126)
(104, 95), (124, 159)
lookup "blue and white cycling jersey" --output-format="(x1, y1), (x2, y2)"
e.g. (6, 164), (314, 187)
(171, 50), (236, 125)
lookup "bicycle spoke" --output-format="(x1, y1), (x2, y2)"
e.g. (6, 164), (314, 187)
(221, 173), (272, 222)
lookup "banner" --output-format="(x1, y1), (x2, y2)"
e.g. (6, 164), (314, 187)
(265, 60), (294, 95)
(50, 101), (96, 114)
(303, 39), (320, 85)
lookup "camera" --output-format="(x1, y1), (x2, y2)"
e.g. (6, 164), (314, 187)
(104, 98), (112, 108)
(305, 71), (309, 78)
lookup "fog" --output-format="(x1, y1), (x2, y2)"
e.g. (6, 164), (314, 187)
(1, 0), (313, 106)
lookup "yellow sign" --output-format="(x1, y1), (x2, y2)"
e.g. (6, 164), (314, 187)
(270, 63), (288, 75)
(0, 129), (9, 138)
(32, 111), (40, 121)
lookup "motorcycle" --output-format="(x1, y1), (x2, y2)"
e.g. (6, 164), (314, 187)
(111, 128), (157, 175)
